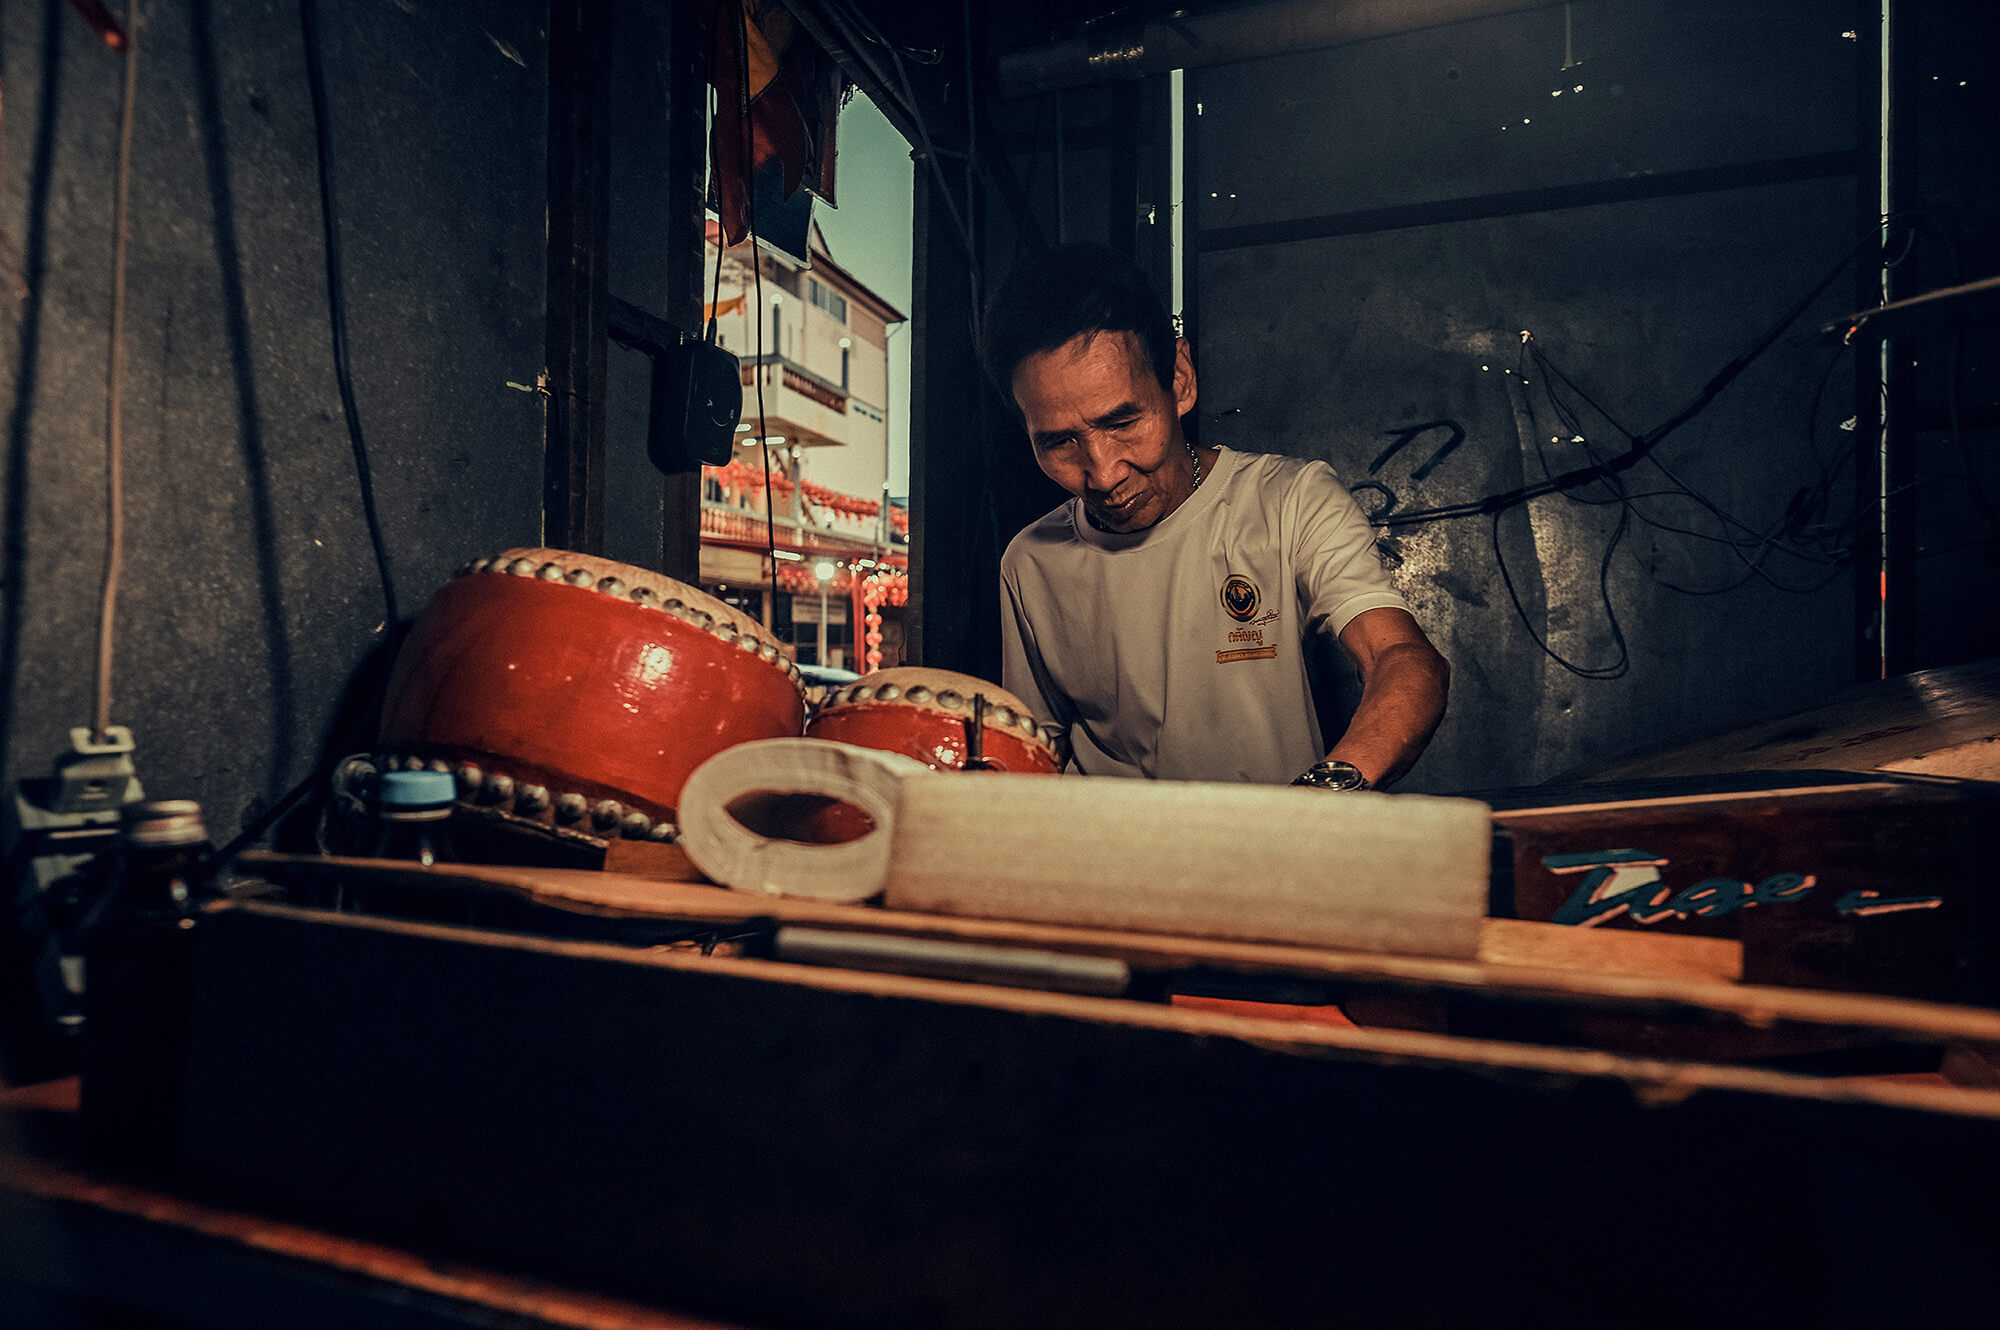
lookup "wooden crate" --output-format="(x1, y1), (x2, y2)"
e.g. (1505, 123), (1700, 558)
(1489, 771), (2000, 1004)
(121, 891), (2000, 1330)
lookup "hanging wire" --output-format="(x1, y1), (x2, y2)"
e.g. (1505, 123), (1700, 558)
(301, 0), (400, 632)
(1380, 244), (1863, 531)
(1524, 337), (1849, 591)
(726, 1), (782, 637)
(814, 0), (980, 297)
(1434, 239), (1905, 680)
(94, 0), (141, 742)
(1489, 501), (1631, 681)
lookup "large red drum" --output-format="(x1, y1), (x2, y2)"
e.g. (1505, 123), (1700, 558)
(378, 548), (805, 832)
(805, 667), (1061, 774)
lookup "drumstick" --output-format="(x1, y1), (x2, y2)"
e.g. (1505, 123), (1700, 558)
(963, 693), (1001, 772)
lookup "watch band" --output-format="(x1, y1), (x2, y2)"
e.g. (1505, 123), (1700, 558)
(1291, 760), (1370, 791)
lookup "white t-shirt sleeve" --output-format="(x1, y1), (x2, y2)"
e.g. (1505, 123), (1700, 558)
(1289, 460), (1408, 639)
(999, 553), (1071, 730)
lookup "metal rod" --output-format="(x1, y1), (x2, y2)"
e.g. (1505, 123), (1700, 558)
(998, 0), (1571, 100)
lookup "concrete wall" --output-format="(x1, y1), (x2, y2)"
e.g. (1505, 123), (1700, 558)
(1187, 0), (1863, 792)
(2, 0), (548, 840)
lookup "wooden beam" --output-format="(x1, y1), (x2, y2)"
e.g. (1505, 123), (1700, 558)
(165, 901), (2000, 1329)
(544, 0), (612, 553)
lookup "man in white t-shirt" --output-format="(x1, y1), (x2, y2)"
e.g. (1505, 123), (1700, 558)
(984, 244), (1449, 790)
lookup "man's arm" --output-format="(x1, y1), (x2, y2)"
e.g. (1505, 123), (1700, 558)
(999, 566), (1071, 731)
(1325, 607), (1449, 789)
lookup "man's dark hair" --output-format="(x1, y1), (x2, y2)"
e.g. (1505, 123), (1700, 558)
(980, 243), (1177, 399)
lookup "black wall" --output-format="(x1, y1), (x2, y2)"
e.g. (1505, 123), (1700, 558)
(2, 0), (552, 839)
(2, 0), (707, 848)
(921, 0), (1995, 792)
(1190, 0), (1864, 791)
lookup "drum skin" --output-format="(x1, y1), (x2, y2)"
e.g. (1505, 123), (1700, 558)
(379, 549), (805, 820)
(807, 667), (1059, 774)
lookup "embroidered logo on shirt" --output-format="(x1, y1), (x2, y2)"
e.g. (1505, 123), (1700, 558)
(1216, 646), (1278, 663)
(1220, 574), (1260, 622)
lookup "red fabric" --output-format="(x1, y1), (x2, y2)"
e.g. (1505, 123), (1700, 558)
(1168, 995), (1359, 1029)
(708, 1), (832, 247)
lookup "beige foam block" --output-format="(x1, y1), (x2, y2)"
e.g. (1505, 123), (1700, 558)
(884, 776), (1492, 959)
(678, 739), (929, 903)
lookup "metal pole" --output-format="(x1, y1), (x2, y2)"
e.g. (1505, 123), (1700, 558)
(817, 582), (830, 666)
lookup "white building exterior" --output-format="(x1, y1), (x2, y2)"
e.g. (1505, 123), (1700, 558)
(706, 221), (901, 503)
(699, 221), (908, 672)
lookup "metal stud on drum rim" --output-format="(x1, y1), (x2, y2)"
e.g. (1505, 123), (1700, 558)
(804, 666), (1060, 774)
(378, 546), (808, 822)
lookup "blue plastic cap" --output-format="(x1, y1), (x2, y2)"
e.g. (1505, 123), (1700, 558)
(377, 769), (458, 809)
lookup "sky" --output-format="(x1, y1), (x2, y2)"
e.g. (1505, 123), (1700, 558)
(810, 91), (915, 495)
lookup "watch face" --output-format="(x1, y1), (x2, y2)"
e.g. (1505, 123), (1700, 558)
(1297, 762), (1367, 790)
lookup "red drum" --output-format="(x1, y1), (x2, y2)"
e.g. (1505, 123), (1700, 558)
(805, 667), (1060, 774)
(378, 548), (805, 833)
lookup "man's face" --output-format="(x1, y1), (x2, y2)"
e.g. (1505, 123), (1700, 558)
(1011, 332), (1198, 534)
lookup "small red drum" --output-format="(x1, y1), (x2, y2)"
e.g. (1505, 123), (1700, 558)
(378, 548), (805, 832)
(805, 667), (1060, 774)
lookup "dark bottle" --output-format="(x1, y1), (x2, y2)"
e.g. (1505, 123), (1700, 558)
(372, 769), (458, 867)
(112, 799), (210, 912)
(79, 799), (212, 1169)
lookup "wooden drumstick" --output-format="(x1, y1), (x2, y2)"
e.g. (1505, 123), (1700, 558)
(963, 693), (1001, 772)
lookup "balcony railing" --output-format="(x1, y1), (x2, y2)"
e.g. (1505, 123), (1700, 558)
(738, 356), (848, 415)
(700, 498), (908, 552)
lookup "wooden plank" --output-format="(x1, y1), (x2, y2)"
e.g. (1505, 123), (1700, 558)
(241, 855), (2000, 1051)
(1492, 774), (2000, 1004)
(1565, 657), (2000, 781)
(1477, 917), (1741, 982)
(0, 1158), (741, 1330)
(1879, 734), (2000, 782)
(166, 902), (2000, 1330)
(202, 901), (1981, 1115)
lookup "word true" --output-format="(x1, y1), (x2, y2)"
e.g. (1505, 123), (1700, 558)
(1543, 849), (1943, 928)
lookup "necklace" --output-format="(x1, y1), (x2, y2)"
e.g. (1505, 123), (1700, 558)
(1187, 439), (1203, 491)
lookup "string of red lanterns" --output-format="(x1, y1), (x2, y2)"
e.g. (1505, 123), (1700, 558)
(706, 460), (901, 524)
(771, 563), (909, 602)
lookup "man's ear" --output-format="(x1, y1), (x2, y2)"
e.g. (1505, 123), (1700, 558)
(1173, 337), (1197, 417)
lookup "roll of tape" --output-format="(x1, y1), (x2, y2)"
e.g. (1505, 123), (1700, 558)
(677, 738), (929, 903)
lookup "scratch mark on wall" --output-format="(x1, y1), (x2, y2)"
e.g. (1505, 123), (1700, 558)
(487, 31), (526, 69)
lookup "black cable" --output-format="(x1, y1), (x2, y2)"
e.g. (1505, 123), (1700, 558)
(730, 1), (781, 634)
(1489, 503), (1630, 681)
(1799, 344), (1846, 491)
(1526, 338), (1853, 597)
(299, 0), (399, 630)
(1382, 245), (1863, 529)
(962, 0), (978, 272)
(203, 757), (332, 881)
(1948, 329), (1996, 523)
(1532, 341), (1837, 564)
(819, 0), (980, 292)
(1471, 246), (1884, 677)
(706, 117), (727, 347)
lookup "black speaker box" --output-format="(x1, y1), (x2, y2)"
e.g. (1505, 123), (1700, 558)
(648, 340), (742, 472)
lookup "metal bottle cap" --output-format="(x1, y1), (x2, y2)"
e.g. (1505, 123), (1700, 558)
(121, 799), (209, 848)
(377, 769), (457, 813)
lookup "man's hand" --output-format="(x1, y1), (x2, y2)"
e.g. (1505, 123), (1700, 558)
(1325, 608), (1450, 789)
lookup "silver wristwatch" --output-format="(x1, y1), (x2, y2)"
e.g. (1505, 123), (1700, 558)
(1291, 760), (1370, 791)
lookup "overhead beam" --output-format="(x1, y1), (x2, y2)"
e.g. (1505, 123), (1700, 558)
(998, 0), (1571, 100)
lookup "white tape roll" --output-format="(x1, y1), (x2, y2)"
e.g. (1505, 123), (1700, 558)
(677, 738), (928, 903)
